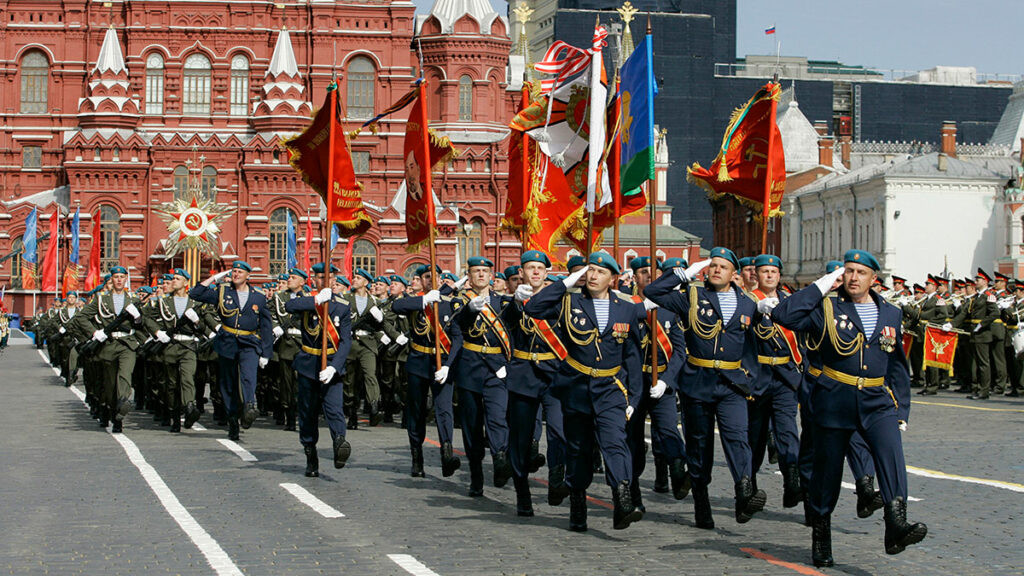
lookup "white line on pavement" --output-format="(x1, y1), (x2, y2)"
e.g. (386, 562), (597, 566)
(906, 466), (1024, 494)
(387, 554), (441, 576)
(771, 470), (922, 502)
(279, 483), (345, 518)
(192, 423), (207, 431)
(217, 439), (258, 462)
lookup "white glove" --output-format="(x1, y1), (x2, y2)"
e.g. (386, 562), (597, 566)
(184, 308), (200, 324)
(208, 332), (217, 340)
(898, 420), (908, 432)
(757, 297), (779, 314)
(650, 380), (667, 399)
(514, 284), (533, 302)
(421, 290), (441, 308)
(496, 366), (507, 379)
(272, 326), (284, 340)
(210, 270), (231, 283)
(813, 267), (846, 297)
(259, 357), (269, 369)
(469, 294), (488, 311)
(998, 298), (1013, 310)
(380, 333), (392, 346)
(92, 329), (108, 342)
(370, 306), (384, 322)
(563, 267), (588, 288)
(676, 259), (712, 282)
(156, 330), (171, 344)
(454, 276), (469, 290)
(974, 324), (982, 333)
(643, 298), (659, 311)
(59, 327), (66, 334)
(396, 333), (409, 345)
(941, 322), (953, 332)
(315, 288), (333, 305)
(214, 324), (221, 332)
(625, 405), (635, 420)
(434, 365), (450, 384)
(125, 304), (140, 319)
(319, 366), (337, 383)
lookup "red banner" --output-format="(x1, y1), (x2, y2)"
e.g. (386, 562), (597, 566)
(902, 332), (914, 359)
(85, 213), (102, 291)
(62, 264), (80, 297)
(403, 82), (457, 252)
(41, 208), (59, 292)
(923, 325), (958, 371)
(592, 86), (646, 235)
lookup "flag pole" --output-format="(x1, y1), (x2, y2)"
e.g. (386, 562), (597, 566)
(320, 85), (338, 372)
(612, 75), (622, 262)
(520, 80), (531, 249)
(646, 15), (658, 379)
(761, 77), (778, 254)
(420, 80), (443, 372)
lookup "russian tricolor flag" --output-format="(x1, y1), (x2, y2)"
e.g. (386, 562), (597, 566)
(765, 25), (776, 35)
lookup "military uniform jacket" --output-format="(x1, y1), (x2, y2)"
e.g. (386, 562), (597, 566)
(71, 291), (144, 350)
(270, 289), (304, 362)
(502, 292), (566, 397)
(644, 272), (759, 401)
(628, 295), (687, 395)
(381, 295), (410, 361)
(523, 282), (643, 413)
(453, 291), (512, 393)
(142, 294), (208, 346)
(952, 291), (998, 344)
(391, 294), (463, 379)
(772, 285), (911, 429)
(189, 283), (274, 359)
(751, 290), (803, 394)
(284, 296), (352, 381)
(344, 291), (386, 352)
(56, 306), (79, 340)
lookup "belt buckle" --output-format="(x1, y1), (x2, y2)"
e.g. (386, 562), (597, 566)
(530, 352), (538, 361)
(856, 377), (865, 390)
(589, 368), (599, 377)
(713, 359), (722, 369)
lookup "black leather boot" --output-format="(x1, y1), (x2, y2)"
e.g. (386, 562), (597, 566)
(811, 513), (834, 567)
(98, 406), (109, 428)
(856, 475), (884, 518)
(410, 445), (425, 477)
(492, 450), (512, 488)
(670, 458), (691, 500)
(369, 402), (384, 427)
(653, 455), (670, 493)
(529, 439), (545, 473)
(783, 464), (803, 508)
(735, 475), (767, 523)
(767, 430), (779, 464)
(304, 445), (319, 477)
(569, 490), (588, 532)
(513, 476), (534, 517)
(111, 419), (123, 434)
(284, 408), (296, 431)
(884, 497), (927, 555)
(629, 481), (646, 515)
(441, 442), (461, 477)
(333, 436), (351, 469)
(228, 417), (240, 441)
(547, 464), (570, 506)
(613, 480), (642, 530)
(468, 459), (484, 497)
(169, 407), (181, 433)
(183, 401), (201, 429)
(347, 406), (359, 430)
(274, 408), (285, 426)
(241, 402), (258, 429)
(692, 482), (715, 529)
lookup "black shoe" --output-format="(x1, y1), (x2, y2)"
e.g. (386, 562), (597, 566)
(1006, 390), (1021, 397)
(492, 450), (512, 488)
(692, 483), (715, 529)
(284, 409), (296, 431)
(169, 417), (181, 433)
(274, 409), (285, 426)
(547, 465), (570, 506)
(241, 403), (258, 429)
(783, 464), (804, 509)
(347, 407), (359, 430)
(441, 442), (461, 477)
(612, 480), (642, 530)
(184, 402), (201, 429)
(953, 386), (971, 393)
(968, 394), (990, 400)
(855, 475), (884, 518)
(766, 430), (779, 465)
(333, 436), (351, 469)
(670, 458), (691, 500)
(653, 456), (670, 494)
(629, 481), (646, 516)
(368, 403), (384, 427)
(811, 513), (834, 567)
(304, 445), (319, 477)
(569, 490), (588, 532)
(410, 445), (425, 477)
(111, 420), (123, 434)
(228, 418), (240, 441)
(98, 407), (109, 428)
(468, 460), (484, 497)
(529, 440), (545, 473)
(735, 476), (767, 524)
(884, 497), (927, 555)
(514, 476), (534, 517)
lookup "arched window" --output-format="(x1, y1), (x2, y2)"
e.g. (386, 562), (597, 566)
(457, 218), (483, 263)
(403, 262), (422, 279)
(353, 239), (377, 276)
(145, 52), (165, 115)
(182, 53), (211, 115)
(269, 207), (298, 276)
(173, 165), (189, 200)
(20, 50), (48, 114)
(230, 54), (249, 116)
(346, 57), (375, 119)
(458, 75), (473, 121)
(11, 237), (25, 289)
(201, 166), (217, 200)
(99, 205), (120, 271)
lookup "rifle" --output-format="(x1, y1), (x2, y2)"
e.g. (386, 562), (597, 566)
(77, 309), (135, 356)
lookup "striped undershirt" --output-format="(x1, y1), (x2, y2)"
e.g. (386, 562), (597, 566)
(717, 290), (737, 324)
(593, 298), (610, 332)
(853, 302), (879, 338)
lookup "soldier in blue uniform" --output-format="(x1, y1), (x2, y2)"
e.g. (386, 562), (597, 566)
(503, 250), (569, 516)
(523, 252), (644, 531)
(392, 264), (464, 478)
(284, 282), (353, 477)
(771, 250), (927, 567)
(644, 247), (766, 529)
(190, 261), (274, 441)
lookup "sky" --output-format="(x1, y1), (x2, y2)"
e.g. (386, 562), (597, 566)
(411, 0), (1023, 77)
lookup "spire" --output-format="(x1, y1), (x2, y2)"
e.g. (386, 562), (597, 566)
(424, 0), (501, 35)
(616, 1), (638, 69)
(268, 27), (300, 78)
(78, 25), (138, 128)
(252, 27), (311, 132)
(93, 26), (126, 75)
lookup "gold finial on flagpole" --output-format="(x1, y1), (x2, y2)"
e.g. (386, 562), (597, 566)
(616, 1), (638, 24)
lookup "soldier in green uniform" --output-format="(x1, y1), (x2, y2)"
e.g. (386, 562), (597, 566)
(952, 279), (975, 392)
(989, 272), (1011, 395)
(953, 269), (998, 400)
(1003, 280), (1024, 396)
(379, 274), (411, 423)
(903, 276), (951, 395)
(270, 268), (309, 431)
(54, 292), (82, 386)
(342, 268), (388, 428)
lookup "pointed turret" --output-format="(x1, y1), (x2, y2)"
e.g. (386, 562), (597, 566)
(78, 27), (140, 129)
(417, 0), (506, 36)
(251, 28), (312, 133)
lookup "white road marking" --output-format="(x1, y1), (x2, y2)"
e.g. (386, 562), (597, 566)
(388, 554), (442, 576)
(906, 466), (1024, 494)
(217, 439), (258, 462)
(771, 470), (922, 502)
(280, 483), (345, 518)
(192, 423), (207, 431)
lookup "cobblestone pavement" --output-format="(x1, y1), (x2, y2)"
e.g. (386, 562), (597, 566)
(2, 345), (1022, 575)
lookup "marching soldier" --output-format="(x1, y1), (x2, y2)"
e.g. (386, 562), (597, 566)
(1004, 280), (1024, 397)
(738, 256), (758, 292)
(772, 250), (926, 567)
(952, 278), (977, 392)
(953, 269), (999, 400)
(990, 272), (1011, 395)
(54, 291), (81, 387)
(379, 274), (411, 423)
(493, 272), (508, 294)
(190, 261), (274, 440)
(907, 276), (953, 396)
(504, 265), (521, 294)
(890, 276), (911, 299)
(343, 268), (388, 428)
(270, 267), (309, 431)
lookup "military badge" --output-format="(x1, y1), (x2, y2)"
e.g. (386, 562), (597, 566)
(612, 322), (630, 342)
(252, 304), (259, 313)
(740, 315), (750, 326)
(879, 325), (897, 352)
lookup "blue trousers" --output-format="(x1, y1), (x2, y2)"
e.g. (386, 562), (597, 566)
(682, 382), (752, 486)
(564, 402), (631, 491)
(628, 376), (686, 484)
(297, 373), (346, 447)
(458, 376), (509, 462)
(798, 396), (876, 487)
(217, 347), (259, 418)
(748, 380), (800, 480)
(406, 371), (454, 448)
(508, 390), (566, 478)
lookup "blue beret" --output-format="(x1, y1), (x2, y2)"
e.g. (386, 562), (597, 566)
(67, 291), (78, 297)
(354, 268), (374, 283)
(503, 265), (521, 278)
(415, 264), (442, 277)
(660, 257), (688, 271)
(495, 272), (507, 280)
(440, 272), (458, 282)
(843, 249), (880, 272)
(311, 263), (339, 274)
(710, 247), (740, 270)
(140, 286), (155, 294)
(753, 254), (782, 271)
(335, 275), (350, 287)
(739, 257), (756, 268)
(102, 273), (112, 282)
(277, 273), (290, 281)
(232, 261), (252, 272)
(375, 275), (391, 285)
(566, 255), (587, 271)
(825, 260), (843, 273)
(109, 266), (128, 275)
(389, 274), (409, 286)
(467, 256), (494, 268)
(520, 250), (551, 267)
(589, 251), (620, 274)
(545, 274), (561, 282)
(629, 256), (652, 272)
(173, 268), (192, 280)
(290, 268), (310, 280)
(161, 273), (175, 281)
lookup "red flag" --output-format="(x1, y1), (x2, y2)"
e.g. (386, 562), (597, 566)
(285, 87), (372, 236)
(902, 332), (914, 359)
(687, 82), (786, 219)
(302, 215), (313, 284)
(502, 84), (534, 238)
(85, 213), (102, 291)
(592, 87), (646, 236)
(341, 237), (355, 283)
(403, 82), (457, 252)
(923, 325), (958, 371)
(41, 208), (59, 292)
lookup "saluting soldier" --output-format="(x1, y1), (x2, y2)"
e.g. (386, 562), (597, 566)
(952, 269), (999, 400)
(343, 268), (388, 428)
(772, 250), (926, 568)
(270, 267), (309, 431)
(189, 261), (274, 440)
(523, 252), (644, 532)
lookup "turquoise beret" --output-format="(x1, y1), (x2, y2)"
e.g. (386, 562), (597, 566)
(311, 263), (339, 274)
(173, 268), (191, 280)
(415, 264), (442, 277)
(440, 272), (458, 282)
(566, 255), (587, 271)
(520, 250), (551, 267)
(739, 257), (755, 268)
(495, 272), (507, 280)
(825, 260), (843, 273)
(67, 291), (78, 298)
(467, 256), (494, 268)
(375, 275), (391, 285)
(660, 257), (688, 271)
(232, 261), (252, 272)
(710, 247), (740, 270)
(161, 273), (174, 281)
(389, 274), (409, 286)
(354, 268), (374, 283)
(109, 266), (128, 275)
(289, 268), (310, 280)
(589, 251), (620, 274)
(843, 249), (880, 271)
(753, 254), (782, 271)
(503, 265), (521, 278)
(629, 256), (652, 272)
(335, 275), (350, 287)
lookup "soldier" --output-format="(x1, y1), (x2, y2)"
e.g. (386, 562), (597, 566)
(952, 279), (977, 393)
(909, 276), (953, 396)
(890, 276), (911, 299)
(392, 264), (464, 478)
(269, 267), (309, 431)
(343, 268), (388, 428)
(70, 266), (145, 433)
(189, 261), (274, 440)
(989, 271), (1011, 395)
(54, 291), (82, 386)
(379, 274), (411, 423)
(645, 248), (765, 529)
(523, 252), (644, 531)
(1004, 280), (1024, 397)
(772, 250), (925, 567)
(493, 272), (508, 294)
(286, 282), (353, 477)
(739, 256), (758, 292)
(504, 265), (521, 294)
(953, 269), (999, 400)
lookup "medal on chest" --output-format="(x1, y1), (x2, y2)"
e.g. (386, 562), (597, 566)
(879, 325), (897, 352)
